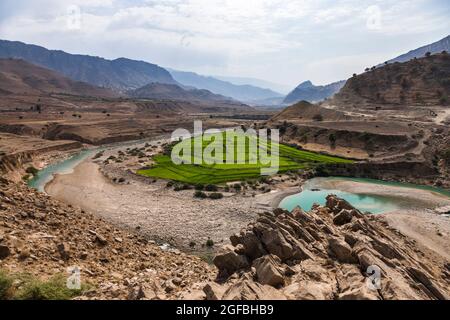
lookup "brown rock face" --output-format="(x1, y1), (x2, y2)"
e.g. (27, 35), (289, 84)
(253, 255), (285, 287)
(213, 247), (249, 278)
(206, 195), (449, 300)
(333, 209), (354, 226)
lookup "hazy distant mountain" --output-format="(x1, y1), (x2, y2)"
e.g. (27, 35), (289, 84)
(0, 40), (177, 92)
(169, 69), (284, 103)
(213, 75), (292, 94)
(283, 80), (346, 105)
(128, 82), (236, 103)
(0, 58), (117, 98)
(249, 96), (286, 107)
(387, 35), (450, 64)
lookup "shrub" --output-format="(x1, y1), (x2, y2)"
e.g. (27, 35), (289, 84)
(174, 184), (191, 191)
(209, 193), (223, 200)
(206, 239), (214, 247)
(194, 184), (205, 191)
(313, 114), (323, 122)
(0, 270), (14, 299)
(258, 176), (269, 184)
(328, 134), (336, 146)
(315, 165), (330, 177)
(204, 184), (218, 192)
(16, 274), (84, 300)
(166, 181), (174, 188)
(0, 271), (86, 300)
(93, 152), (104, 160)
(442, 149), (450, 162)
(233, 184), (242, 191)
(194, 191), (207, 199)
(25, 166), (38, 176)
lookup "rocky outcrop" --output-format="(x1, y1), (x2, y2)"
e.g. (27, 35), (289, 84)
(334, 53), (450, 106)
(206, 195), (449, 300)
(0, 179), (214, 300)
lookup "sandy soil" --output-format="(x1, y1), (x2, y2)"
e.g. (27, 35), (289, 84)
(381, 210), (450, 261)
(45, 160), (261, 252)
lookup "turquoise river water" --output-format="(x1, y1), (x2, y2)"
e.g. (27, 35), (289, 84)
(28, 146), (450, 215)
(279, 177), (450, 214)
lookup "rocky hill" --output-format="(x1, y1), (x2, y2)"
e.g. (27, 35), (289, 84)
(271, 100), (351, 122)
(0, 40), (177, 92)
(334, 53), (450, 106)
(204, 195), (450, 300)
(127, 83), (252, 111)
(0, 178), (214, 300)
(0, 59), (117, 98)
(128, 82), (233, 102)
(387, 35), (450, 64)
(283, 80), (346, 105)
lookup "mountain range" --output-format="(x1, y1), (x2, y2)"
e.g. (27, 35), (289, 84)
(168, 69), (284, 104)
(0, 58), (117, 98)
(0, 40), (177, 92)
(1, 35), (448, 108)
(386, 35), (450, 64)
(127, 82), (236, 103)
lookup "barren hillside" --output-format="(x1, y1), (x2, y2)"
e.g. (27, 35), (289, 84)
(0, 59), (117, 98)
(334, 53), (450, 106)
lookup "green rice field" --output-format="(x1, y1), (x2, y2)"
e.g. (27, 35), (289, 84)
(137, 133), (353, 184)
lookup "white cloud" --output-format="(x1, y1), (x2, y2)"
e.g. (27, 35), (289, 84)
(0, 0), (449, 86)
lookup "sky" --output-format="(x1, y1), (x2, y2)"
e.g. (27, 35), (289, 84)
(0, 0), (449, 90)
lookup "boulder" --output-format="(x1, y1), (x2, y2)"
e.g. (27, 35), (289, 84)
(326, 195), (355, 214)
(128, 284), (158, 300)
(327, 237), (356, 263)
(0, 244), (11, 260)
(213, 248), (249, 277)
(253, 255), (285, 287)
(56, 242), (70, 261)
(283, 281), (335, 300)
(257, 227), (295, 261)
(230, 229), (266, 260)
(222, 279), (287, 300)
(203, 282), (227, 300)
(338, 286), (380, 300)
(333, 209), (353, 226)
(94, 234), (108, 246)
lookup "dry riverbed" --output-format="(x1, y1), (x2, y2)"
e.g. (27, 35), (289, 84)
(44, 138), (304, 254)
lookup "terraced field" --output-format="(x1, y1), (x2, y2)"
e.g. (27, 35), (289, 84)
(137, 133), (353, 184)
